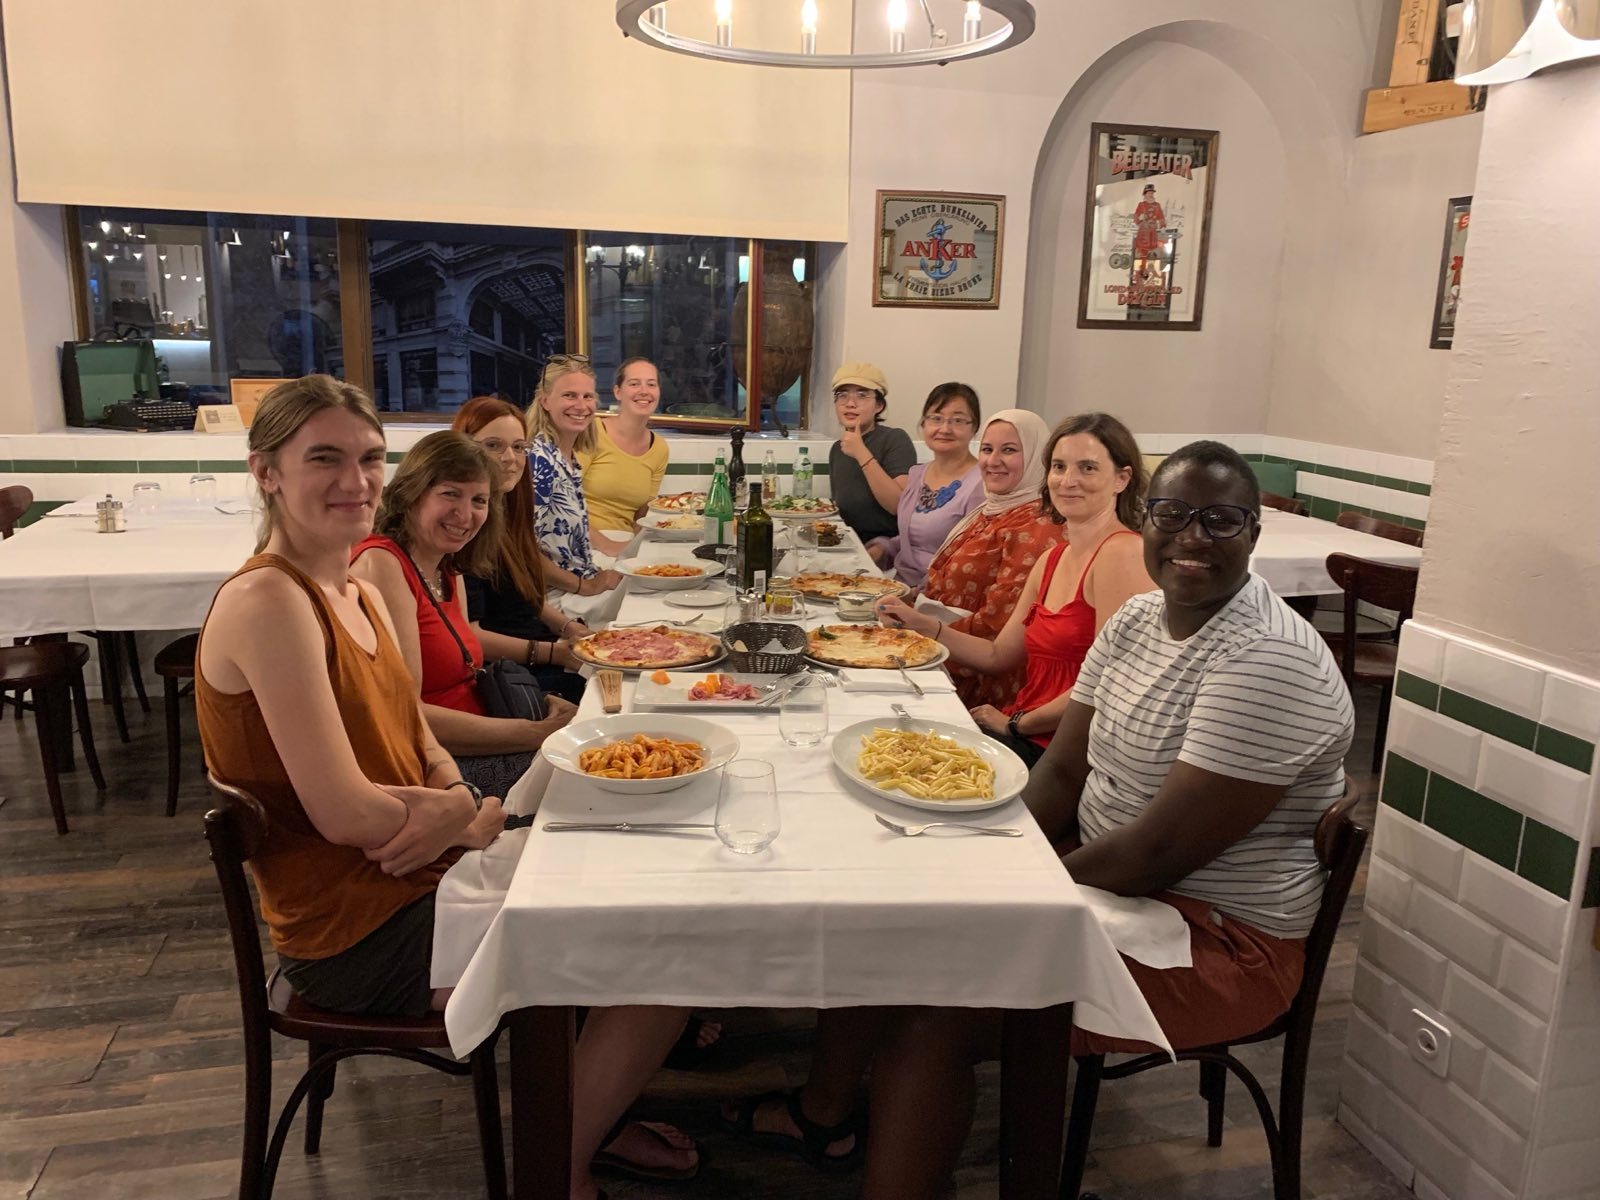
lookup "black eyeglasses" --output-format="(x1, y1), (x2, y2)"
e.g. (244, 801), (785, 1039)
(1144, 498), (1257, 539)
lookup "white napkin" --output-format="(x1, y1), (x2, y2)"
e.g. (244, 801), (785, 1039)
(836, 668), (957, 694)
(914, 594), (973, 623)
(1076, 886), (1193, 970)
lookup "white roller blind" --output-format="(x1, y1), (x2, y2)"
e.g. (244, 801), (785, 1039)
(2, 0), (851, 241)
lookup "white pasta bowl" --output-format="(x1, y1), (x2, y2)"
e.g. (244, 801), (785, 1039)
(830, 717), (1028, 812)
(541, 713), (740, 795)
(614, 557), (725, 591)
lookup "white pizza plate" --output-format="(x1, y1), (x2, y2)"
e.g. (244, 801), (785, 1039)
(643, 518), (704, 542)
(569, 639), (725, 674)
(614, 556), (725, 591)
(803, 640), (950, 673)
(794, 579), (908, 604)
(830, 717), (1027, 813)
(662, 588), (735, 610)
(633, 671), (787, 711)
(769, 505), (840, 520)
(541, 713), (740, 795)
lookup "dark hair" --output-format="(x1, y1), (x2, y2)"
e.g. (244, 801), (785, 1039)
(375, 431), (504, 584)
(1039, 412), (1147, 529)
(451, 396), (545, 611)
(613, 356), (658, 390)
(920, 382), (980, 427)
(1150, 440), (1261, 515)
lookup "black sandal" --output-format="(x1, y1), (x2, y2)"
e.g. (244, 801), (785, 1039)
(721, 1089), (864, 1172)
(662, 1015), (722, 1071)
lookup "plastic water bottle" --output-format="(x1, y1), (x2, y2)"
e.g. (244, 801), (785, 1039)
(792, 446), (813, 498)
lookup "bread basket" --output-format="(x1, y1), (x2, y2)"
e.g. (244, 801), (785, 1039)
(721, 621), (808, 674)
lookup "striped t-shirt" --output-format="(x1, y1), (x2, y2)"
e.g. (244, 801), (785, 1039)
(1072, 575), (1354, 938)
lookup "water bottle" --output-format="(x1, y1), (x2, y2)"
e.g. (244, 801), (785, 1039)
(762, 449), (779, 502)
(703, 454), (734, 545)
(792, 446), (813, 498)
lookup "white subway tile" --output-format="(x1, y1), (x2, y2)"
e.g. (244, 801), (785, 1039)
(1353, 959), (1398, 1027)
(1443, 641), (1548, 720)
(1394, 455), (1436, 486)
(1413, 1172), (1451, 1200)
(1539, 672), (1600, 744)
(1463, 1164), (1518, 1200)
(1362, 911), (1450, 1006)
(1337, 1100), (1415, 1187)
(1430, 1082), (1528, 1189)
(1366, 857), (1413, 923)
(1559, 943), (1600, 1027)
(1398, 625), (1449, 682)
(1478, 1051), (1539, 1135)
(1381, 970), (1488, 1094)
(1407, 884), (1504, 982)
(1548, 1023), (1600, 1087)
(1375, 809), (1466, 897)
(1347, 448), (1380, 476)
(1537, 1081), (1600, 1147)
(1389, 699), (1483, 787)
(1443, 964), (1549, 1076)
(1526, 1137), (1600, 1200)
(1379, 488), (1431, 521)
(1458, 855), (1572, 961)
(1496, 939), (1561, 1019)
(1294, 469), (1336, 500)
(1475, 738), (1590, 839)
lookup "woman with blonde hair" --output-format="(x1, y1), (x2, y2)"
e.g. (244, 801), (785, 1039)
(581, 357), (670, 554)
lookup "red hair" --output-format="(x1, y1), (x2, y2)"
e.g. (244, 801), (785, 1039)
(451, 397), (546, 612)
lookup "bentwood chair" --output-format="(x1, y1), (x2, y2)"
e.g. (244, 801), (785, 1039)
(1060, 785), (1368, 1200)
(1260, 491), (1307, 516)
(2, 484), (34, 719)
(1322, 553), (1418, 770)
(1335, 509), (1424, 548)
(204, 778), (508, 1200)
(155, 634), (199, 815)
(0, 641), (107, 834)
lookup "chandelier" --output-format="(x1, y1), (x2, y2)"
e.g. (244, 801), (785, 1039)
(615, 0), (1037, 69)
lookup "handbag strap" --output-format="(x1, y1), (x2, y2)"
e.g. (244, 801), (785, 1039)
(391, 541), (476, 681)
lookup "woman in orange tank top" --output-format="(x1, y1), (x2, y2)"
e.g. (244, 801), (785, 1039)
(196, 376), (700, 1196)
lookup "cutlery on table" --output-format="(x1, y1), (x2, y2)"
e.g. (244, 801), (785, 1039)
(888, 656), (925, 698)
(875, 814), (1022, 838)
(544, 821), (714, 834)
(596, 670), (623, 714)
(610, 616), (711, 629)
(890, 702), (913, 723)
(755, 671), (813, 707)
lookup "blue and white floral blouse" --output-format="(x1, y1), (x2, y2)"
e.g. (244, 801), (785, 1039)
(529, 436), (597, 580)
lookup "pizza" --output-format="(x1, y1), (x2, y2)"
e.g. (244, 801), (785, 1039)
(805, 624), (941, 669)
(790, 571), (907, 602)
(573, 626), (721, 670)
(768, 495), (839, 516)
(649, 491), (707, 513)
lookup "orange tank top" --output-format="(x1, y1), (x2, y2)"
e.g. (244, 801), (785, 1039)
(194, 553), (459, 961)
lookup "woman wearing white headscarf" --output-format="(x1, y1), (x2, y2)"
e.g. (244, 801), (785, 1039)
(918, 409), (1064, 710)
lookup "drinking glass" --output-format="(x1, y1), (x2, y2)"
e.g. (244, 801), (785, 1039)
(779, 675), (828, 748)
(130, 481), (162, 521)
(765, 583), (806, 623)
(189, 473), (218, 505)
(715, 759), (780, 854)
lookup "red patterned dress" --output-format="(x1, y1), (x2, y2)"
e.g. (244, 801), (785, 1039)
(922, 505), (1067, 710)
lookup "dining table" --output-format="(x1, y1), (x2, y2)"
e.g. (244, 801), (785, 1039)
(1250, 507), (1421, 596)
(436, 516), (1171, 1199)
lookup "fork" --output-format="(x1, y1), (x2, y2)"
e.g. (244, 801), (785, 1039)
(890, 702), (912, 723)
(609, 615), (711, 629)
(875, 814), (1022, 838)
(888, 655), (925, 698)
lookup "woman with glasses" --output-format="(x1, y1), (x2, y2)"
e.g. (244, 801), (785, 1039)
(580, 357), (670, 554)
(865, 382), (983, 591)
(875, 413), (1153, 766)
(451, 397), (588, 704)
(827, 362), (918, 543)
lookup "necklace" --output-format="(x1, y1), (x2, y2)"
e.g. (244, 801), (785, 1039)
(423, 568), (446, 600)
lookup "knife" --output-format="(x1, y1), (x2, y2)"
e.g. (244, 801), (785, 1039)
(543, 821), (715, 833)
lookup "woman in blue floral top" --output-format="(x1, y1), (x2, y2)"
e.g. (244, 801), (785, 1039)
(526, 356), (624, 600)
(867, 383), (983, 592)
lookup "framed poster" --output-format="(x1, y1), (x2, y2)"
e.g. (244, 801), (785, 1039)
(229, 377), (292, 427)
(874, 190), (1004, 309)
(1430, 196), (1471, 349)
(1077, 124), (1220, 331)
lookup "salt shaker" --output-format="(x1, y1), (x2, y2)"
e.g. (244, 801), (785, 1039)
(108, 497), (126, 532)
(95, 493), (113, 534)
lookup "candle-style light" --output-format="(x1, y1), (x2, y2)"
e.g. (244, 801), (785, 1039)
(647, 2), (666, 29)
(715, 0), (732, 46)
(887, 0), (907, 52)
(800, 0), (818, 54)
(963, 0), (982, 41)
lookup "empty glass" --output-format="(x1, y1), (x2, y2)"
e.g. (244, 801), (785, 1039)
(189, 473), (218, 505)
(130, 481), (162, 521)
(779, 675), (828, 748)
(715, 759), (780, 854)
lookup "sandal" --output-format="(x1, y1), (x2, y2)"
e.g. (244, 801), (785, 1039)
(720, 1088), (864, 1172)
(662, 1015), (722, 1071)
(593, 1118), (702, 1184)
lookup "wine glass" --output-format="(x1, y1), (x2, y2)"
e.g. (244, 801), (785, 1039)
(189, 473), (218, 505)
(792, 520), (820, 571)
(130, 481), (162, 522)
(715, 760), (780, 854)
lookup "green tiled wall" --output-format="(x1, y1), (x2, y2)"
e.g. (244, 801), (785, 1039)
(1241, 452), (1427, 532)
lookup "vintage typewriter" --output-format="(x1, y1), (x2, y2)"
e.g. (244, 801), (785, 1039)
(100, 398), (197, 431)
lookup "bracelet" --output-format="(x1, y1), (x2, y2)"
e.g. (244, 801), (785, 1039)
(933, 620), (944, 642)
(1007, 709), (1029, 738)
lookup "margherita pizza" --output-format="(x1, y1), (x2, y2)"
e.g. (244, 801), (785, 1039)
(805, 624), (941, 669)
(573, 626), (722, 670)
(648, 491), (707, 514)
(790, 572), (907, 602)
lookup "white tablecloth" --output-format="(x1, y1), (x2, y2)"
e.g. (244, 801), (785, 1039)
(1251, 508), (1422, 597)
(440, 523), (1169, 1058)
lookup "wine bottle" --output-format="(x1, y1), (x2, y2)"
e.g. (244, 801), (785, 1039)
(728, 428), (746, 506)
(738, 482), (773, 592)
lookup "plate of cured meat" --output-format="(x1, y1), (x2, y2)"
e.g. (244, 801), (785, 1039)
(632, 670), (786, 711)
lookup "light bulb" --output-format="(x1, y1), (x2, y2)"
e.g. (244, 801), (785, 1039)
(801, 0), (818, 51)
(133, 252), (143, 260)
(158, 253), (166, 261)
(86, 241), (98, 251)
(99, 220), (111, 234)
(121, 225), (131, 236)
(963, 0), (982, 40)
(195, 275), (202, 283)
(104, 254), (115, 263)
(714, 0), (732, 45)
(887, 0), (907, 51)
(163, 273), (171, 280)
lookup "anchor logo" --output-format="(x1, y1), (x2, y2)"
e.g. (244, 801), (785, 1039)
(919, 219), (960, 282)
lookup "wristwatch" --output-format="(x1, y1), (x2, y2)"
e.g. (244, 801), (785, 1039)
(447, 779), (484, 812)
(1006, 710), (1027, 738)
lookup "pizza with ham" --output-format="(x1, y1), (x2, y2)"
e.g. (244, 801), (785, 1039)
(647, 491), (707, 514)
(790, 572), (907, 602)
(573, 625), (722, 670)
(804, 624), (941, 669)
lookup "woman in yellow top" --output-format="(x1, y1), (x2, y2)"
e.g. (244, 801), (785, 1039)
(580, 357), (670, 553)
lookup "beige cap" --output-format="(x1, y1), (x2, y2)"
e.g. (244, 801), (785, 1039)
(830, 362), (888, 399)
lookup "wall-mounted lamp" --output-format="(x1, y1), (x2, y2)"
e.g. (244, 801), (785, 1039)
(1457, 0), (1600, 84)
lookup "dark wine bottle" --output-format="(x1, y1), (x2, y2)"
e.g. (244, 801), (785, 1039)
(728, 428), (747, 505)
(738, 482), (773, 592)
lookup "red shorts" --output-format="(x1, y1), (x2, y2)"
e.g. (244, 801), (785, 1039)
(1073, 891), (1305, 1056)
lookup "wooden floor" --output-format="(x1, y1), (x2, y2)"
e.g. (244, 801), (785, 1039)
(0, 685), (1411, 1200)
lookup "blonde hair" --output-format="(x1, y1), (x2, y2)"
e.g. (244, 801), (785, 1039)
(247, 374), (385, 553)
(374, 431), (505, 584)
(526, 356), (598, 455)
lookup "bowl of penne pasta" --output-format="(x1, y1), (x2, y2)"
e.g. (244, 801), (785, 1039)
(830, 719), (1029, 813)
(540, 714), (740, 794)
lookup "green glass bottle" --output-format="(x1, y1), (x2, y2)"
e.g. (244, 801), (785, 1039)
(738, 482), (774, 592)
(702, 453), (734, 545)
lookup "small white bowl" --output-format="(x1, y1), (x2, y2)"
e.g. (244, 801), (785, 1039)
(614, 557), (724, 591)
(541, 714), (740, 795)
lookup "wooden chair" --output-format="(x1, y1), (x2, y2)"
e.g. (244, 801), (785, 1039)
(90, 631), (151, 744)
(155, 634), (199, 816)
(0, 641), (107, 834)
(204, 778), (507, 1200)
(1260, 491), (1306, 516)
(1323, 553), (1418, 770)
(1059, 785), (1369, 1200)
(0, 483), (31, 537)
(1336, 509), (1423, 548)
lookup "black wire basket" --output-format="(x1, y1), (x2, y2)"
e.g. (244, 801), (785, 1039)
(721, 621), (808, 674)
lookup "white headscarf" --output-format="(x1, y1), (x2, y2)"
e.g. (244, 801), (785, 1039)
(930, 408), (1052, 558)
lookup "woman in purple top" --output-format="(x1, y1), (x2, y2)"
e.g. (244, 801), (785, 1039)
(867, 383), (984, 592)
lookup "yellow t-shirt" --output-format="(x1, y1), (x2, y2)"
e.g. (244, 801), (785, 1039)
(577, 418), (671, 533)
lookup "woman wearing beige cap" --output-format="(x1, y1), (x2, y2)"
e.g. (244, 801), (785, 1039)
(827, 362), (917, 543)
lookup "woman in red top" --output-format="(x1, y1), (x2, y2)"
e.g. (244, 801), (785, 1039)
(351, 432), (576, 798)
(877, 412), (1154, 766)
